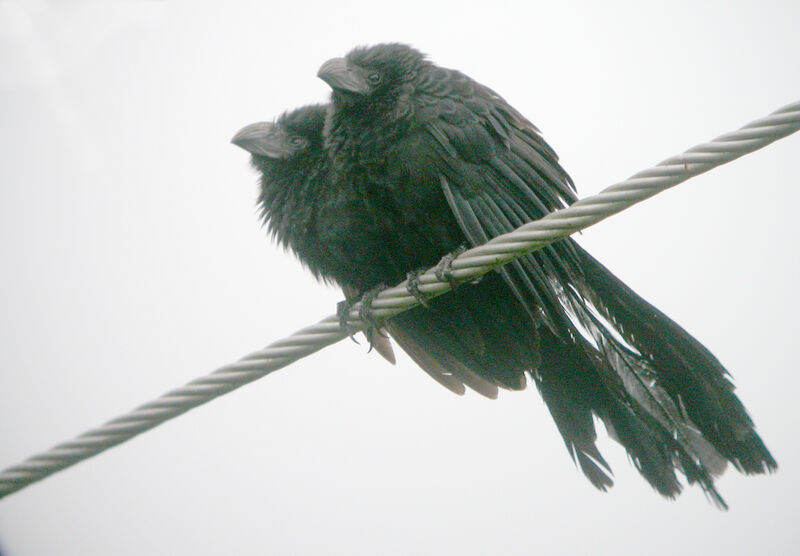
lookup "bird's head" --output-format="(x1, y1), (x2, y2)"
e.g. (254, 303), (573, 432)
(231, 104), (327, 161)
(232, 105), (329, 239)
(317, 43), (426, 112)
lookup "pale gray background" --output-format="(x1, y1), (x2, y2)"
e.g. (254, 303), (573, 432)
(1, 1), (799, 554)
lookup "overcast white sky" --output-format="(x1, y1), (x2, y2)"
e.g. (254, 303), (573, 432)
(1, 1), (799, 554)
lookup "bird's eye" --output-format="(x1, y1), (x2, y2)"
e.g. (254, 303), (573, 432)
(367, 72), (382, 85)
(289, 136), (306, 147)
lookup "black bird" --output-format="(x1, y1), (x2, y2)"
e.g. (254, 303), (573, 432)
(233, 45), (775, 505)
(314, 43), (777, 505)
(231, 104), (395, 364)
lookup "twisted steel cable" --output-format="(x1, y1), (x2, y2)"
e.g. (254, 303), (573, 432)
(1, 100), (798, 500)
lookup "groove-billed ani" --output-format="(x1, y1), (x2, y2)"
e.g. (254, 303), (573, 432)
(231, 104), (395, 364)
(310, 43), (776, 506)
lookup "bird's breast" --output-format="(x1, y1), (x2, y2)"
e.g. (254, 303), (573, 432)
(317, 150), (464, 294)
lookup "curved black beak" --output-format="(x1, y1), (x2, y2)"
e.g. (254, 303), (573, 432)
(317, 57), (370, 94)
(231, 122), (290, 157)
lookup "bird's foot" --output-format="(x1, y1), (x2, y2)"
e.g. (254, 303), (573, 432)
(337, 290), (392, 356)
(364, 326), (392, 356)
(435, 245), (468, 291)
(405, 268), (432, 307)
(357, 283), (388, 331)
(358, 284), (391, 354)
(337, 300), (360, 344)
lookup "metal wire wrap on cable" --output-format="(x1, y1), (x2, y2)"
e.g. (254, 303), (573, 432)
(1, 100), (798, 499)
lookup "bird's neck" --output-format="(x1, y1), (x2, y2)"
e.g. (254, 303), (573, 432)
(325, 93), (416, 168)
(254, 156), (323, 248)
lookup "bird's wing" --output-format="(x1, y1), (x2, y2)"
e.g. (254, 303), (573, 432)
(417, 74), (581, 336)
(417, 72), (728, 502)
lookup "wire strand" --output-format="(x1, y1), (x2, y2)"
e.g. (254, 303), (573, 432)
(1, 100), (798, 499)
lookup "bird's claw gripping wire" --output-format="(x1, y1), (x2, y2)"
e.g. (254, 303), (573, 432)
(359, 281), (387, 321)
(405, 269), (432, 307)
(364, 326), (391, 355)
(337, 300), (361, 343)
(434, 246), (468, 291)
(338, 285), (389, 350)
(359, 284), (390, 353)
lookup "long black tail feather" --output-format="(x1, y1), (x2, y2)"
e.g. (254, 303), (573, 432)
(571, 244), (777, 475)
(535, 326), (727, 507)
(533, 329), (614, 491)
